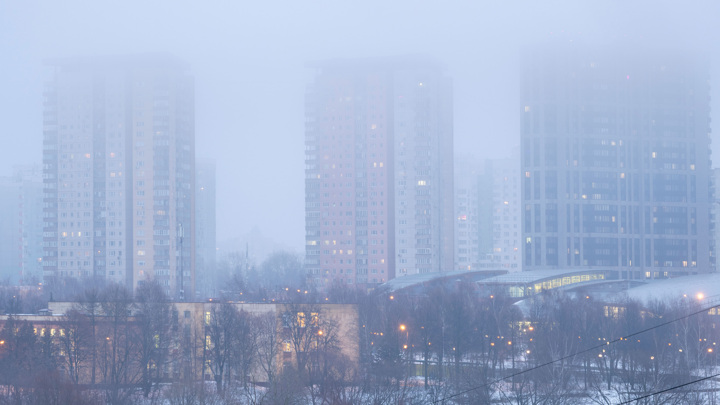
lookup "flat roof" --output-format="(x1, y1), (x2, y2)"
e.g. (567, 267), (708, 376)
(621, 273), (720, 304)
(479, 269), (611, 285)
(381, 270), (506, 292)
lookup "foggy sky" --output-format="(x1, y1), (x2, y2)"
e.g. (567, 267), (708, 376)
(1, 1), (718, 254)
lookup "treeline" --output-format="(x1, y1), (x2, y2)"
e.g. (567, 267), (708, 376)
(0, 282), (352, 405)
(352, 283), (720, 404)
(1, 276), (719, 404)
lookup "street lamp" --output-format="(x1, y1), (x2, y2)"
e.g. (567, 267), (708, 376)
(399, 324), (408, 345)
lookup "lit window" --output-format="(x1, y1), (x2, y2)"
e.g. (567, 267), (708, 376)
(297, 312), (306, 328)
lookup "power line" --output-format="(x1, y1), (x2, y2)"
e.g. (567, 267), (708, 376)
(433, 301), (720, 404)
(618, 372), (720, 404)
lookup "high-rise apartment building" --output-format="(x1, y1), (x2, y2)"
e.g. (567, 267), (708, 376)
(42, 55), (195, 298)
(0, 165), (44, 284)
(195, 158), (217, 297)
(488, 154), (522, 271)
(455, 154), (522, 272)
(521, 48), (713, 278)
(305, 57), (454, 286)
(454, 157), (482, 270)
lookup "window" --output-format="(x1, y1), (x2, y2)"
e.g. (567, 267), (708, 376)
(296, 312), (306, 328)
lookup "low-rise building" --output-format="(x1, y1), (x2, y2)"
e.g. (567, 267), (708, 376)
(0, 300), (359, 385)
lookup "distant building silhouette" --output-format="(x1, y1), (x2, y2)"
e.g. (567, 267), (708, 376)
(455, 153), (522, 272)
(0, 165), (43, 284)
(454, 157), (483, 270)
(42, 55), (195, 298)
(521, 48), (713, 278)
(195, 158), (216, 297)
(304, 57), (454, 286)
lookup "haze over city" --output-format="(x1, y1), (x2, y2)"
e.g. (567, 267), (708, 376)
(2, 1), (719, 253)
(2, 2), (720, 403)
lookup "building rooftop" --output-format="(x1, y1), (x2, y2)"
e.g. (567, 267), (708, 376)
(479, 269), (613, 285)
(619, 273), (720, 305)
(380, 269), (506, 293)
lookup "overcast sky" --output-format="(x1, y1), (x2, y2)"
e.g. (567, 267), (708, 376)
(1, 1), (718, 253)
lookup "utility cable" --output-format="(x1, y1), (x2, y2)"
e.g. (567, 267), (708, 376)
(618, 371), (720, 404)
(432, 302), (720, 404)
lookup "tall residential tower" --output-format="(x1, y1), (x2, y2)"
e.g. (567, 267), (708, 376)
(195, 158), (217, 297)
(521, 48), (713, 278)
(42, 56), (195, 298)
(454, 153), (522, 272)
(0, 165), (43, 284)
(305, 57), (454, 286)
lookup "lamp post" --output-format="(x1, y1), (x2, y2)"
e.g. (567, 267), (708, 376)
(399, 324), (409, 376)
(709, 347), (716, 405)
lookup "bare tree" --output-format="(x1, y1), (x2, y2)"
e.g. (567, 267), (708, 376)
(57, 309), (91, 384)
(230, 309), (258, 390)
(204, 302), (240, 394)
(77, 287), (102, 385)
(98, 284), (138, 405)
(282, 302), (325, 380)
(0, 317), (37, 388)
(135, 281), (172, 398)
(255, 311), (280, 385)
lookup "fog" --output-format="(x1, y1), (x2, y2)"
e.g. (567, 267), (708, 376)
(1, 0), (718, 252)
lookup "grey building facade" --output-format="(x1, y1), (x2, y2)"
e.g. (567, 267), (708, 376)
(195, 158), (217, 297)
(304, 57), (454, 287)
(42, 55), (195, 298)
(521, 48), (713, 278)
(455, 153), (522, 272)
(0, 166), (43, 284)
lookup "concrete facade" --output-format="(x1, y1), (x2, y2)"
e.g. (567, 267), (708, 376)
(305, 57), (454, 287)
(521, 48), (713, 278)
(42, 56), (195, 298)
